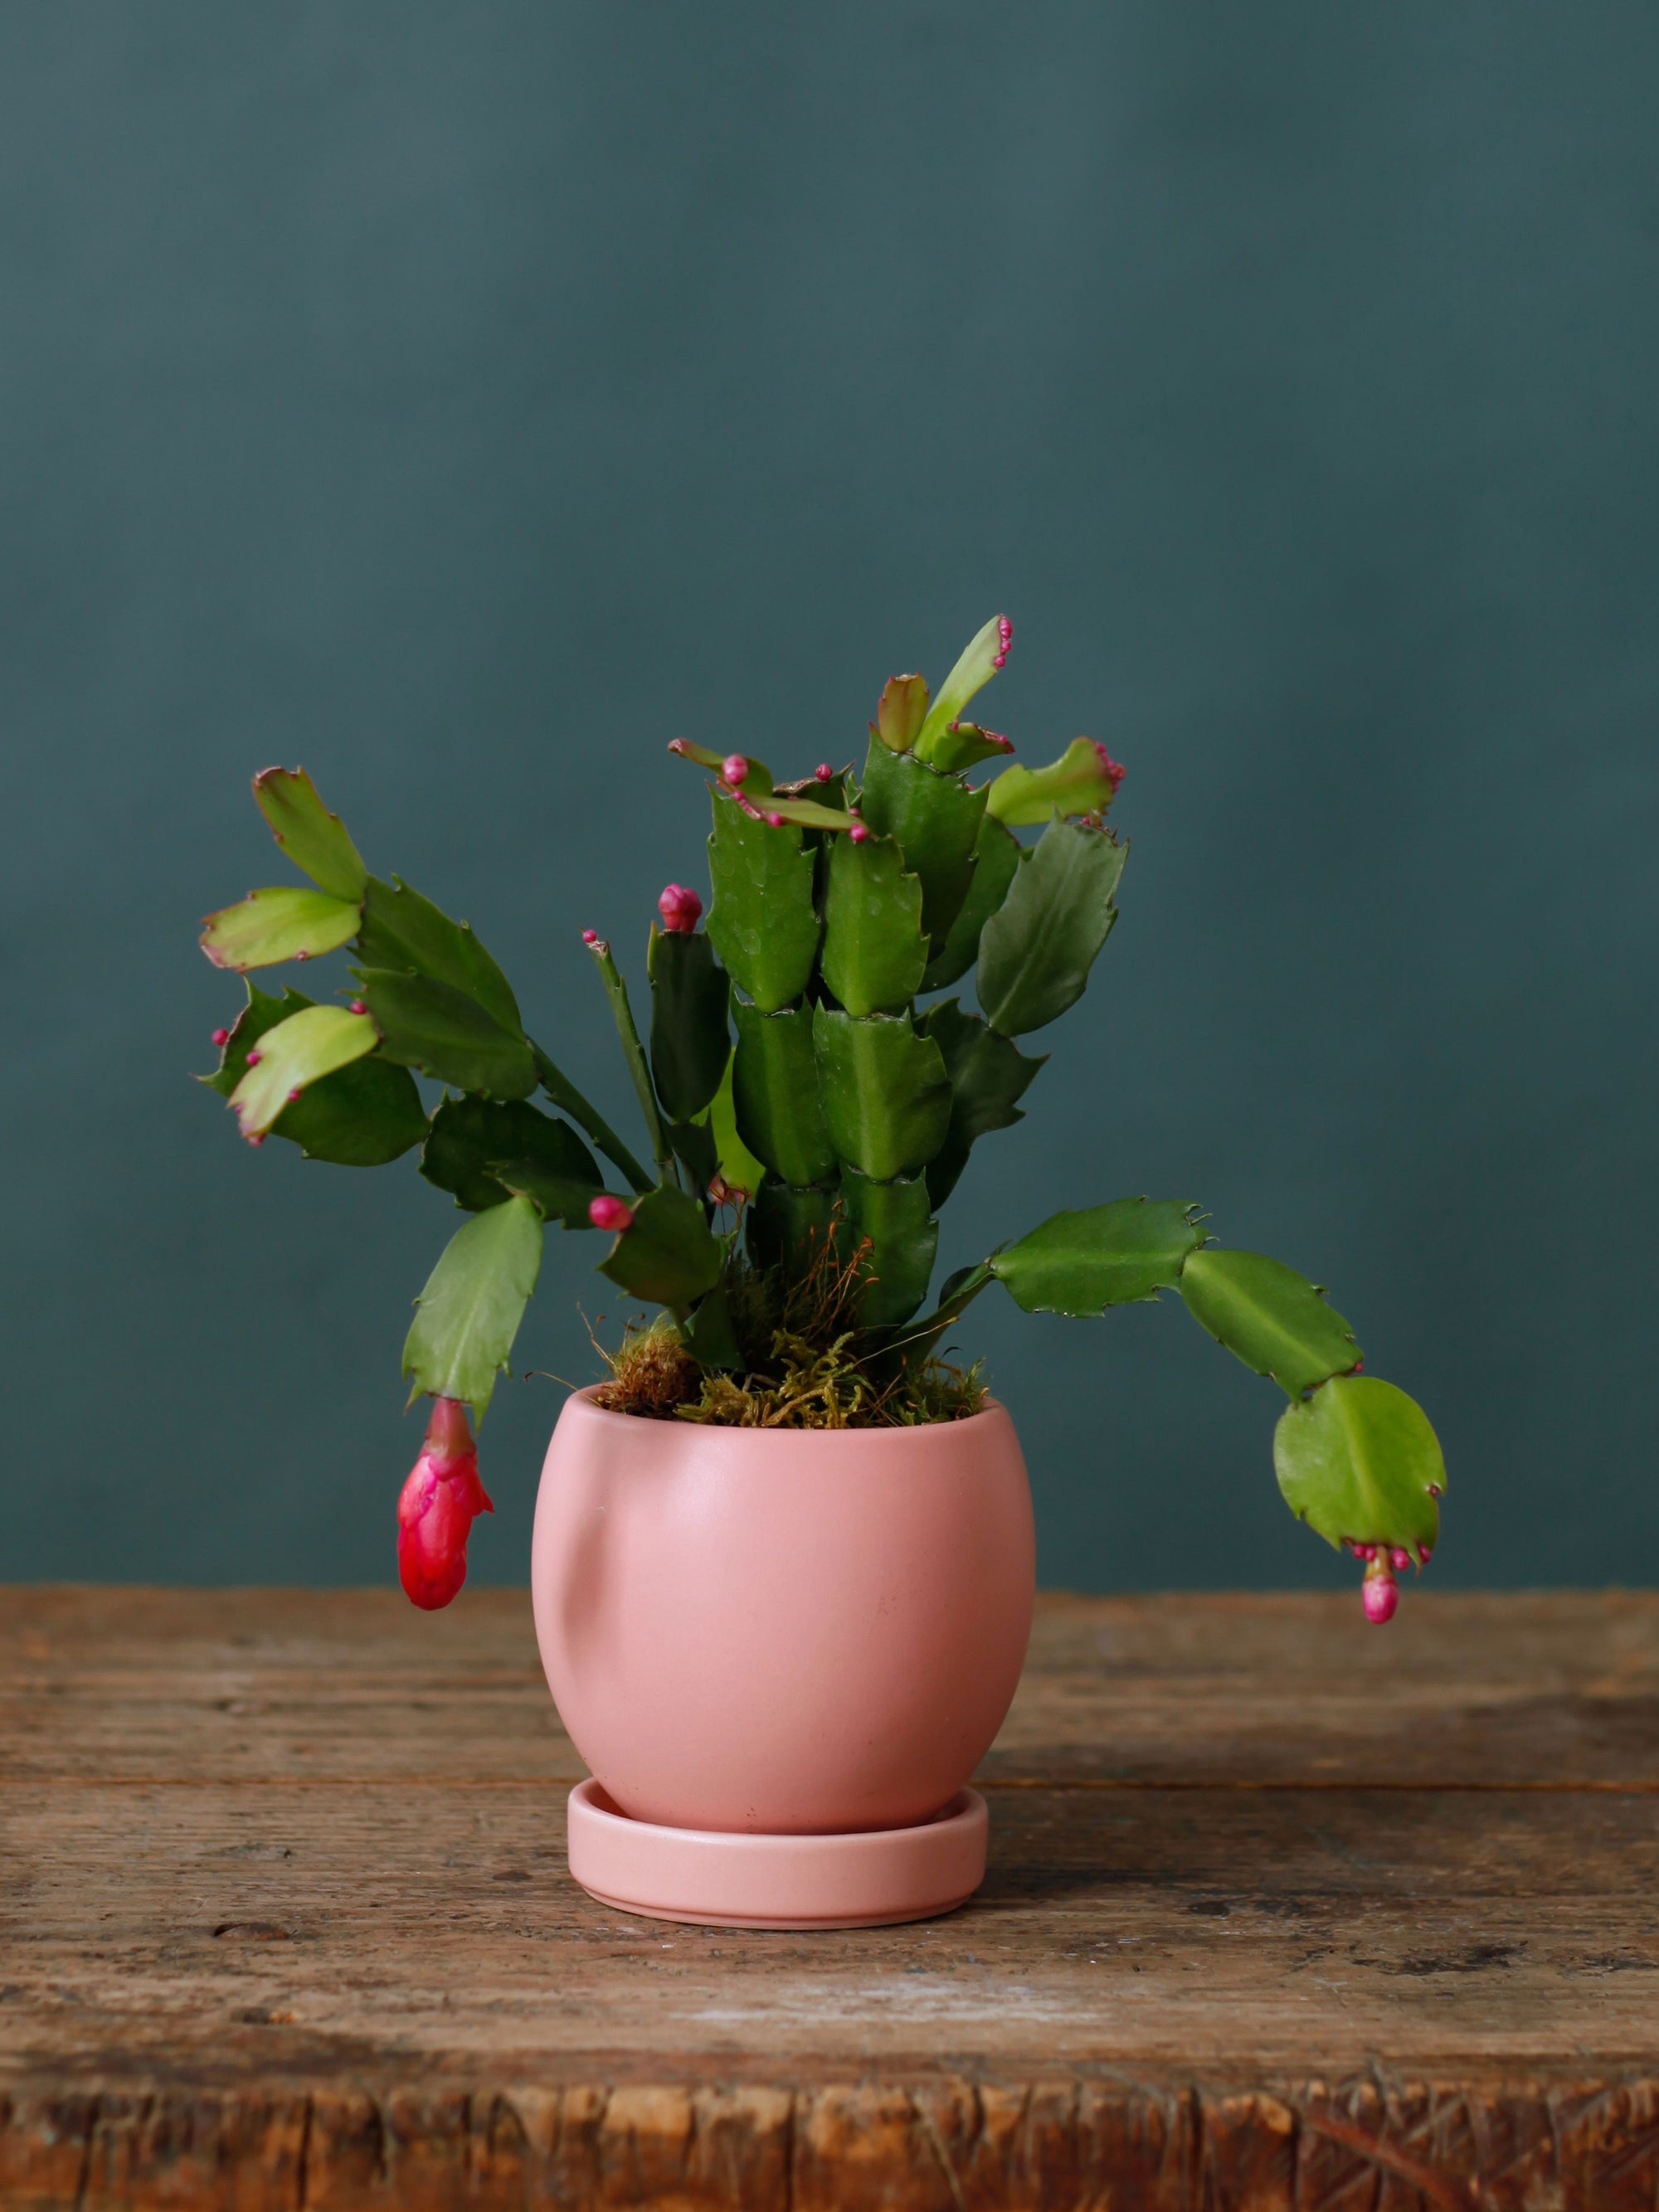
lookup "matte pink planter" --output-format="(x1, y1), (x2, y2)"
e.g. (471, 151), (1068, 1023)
(531, 1389), (1034, 1924)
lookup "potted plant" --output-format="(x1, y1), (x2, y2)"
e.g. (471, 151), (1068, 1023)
(197, 615), (1445, 1928)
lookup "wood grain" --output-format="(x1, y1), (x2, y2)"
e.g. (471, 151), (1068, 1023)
(2, 1588), (1657, 2207)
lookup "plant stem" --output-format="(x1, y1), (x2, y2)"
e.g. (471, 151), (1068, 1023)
(528, 1042), (653, 1195)
(584, 939), (677, 1188)
(882, 1261), (995, 1364)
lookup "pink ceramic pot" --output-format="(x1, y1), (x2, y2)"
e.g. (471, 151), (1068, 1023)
(531, 1388), (1035, 1835)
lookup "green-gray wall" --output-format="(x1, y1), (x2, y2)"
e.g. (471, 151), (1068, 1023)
(7, 5), (1657, 1591)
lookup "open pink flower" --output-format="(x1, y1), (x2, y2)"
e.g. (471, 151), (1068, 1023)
(397, 1398), (494, 1612)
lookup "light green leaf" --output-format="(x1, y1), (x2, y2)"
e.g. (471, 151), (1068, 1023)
(873, 672), (930, 753)
(597, 1184), (724, 1306)
(925, 721), (1016, 775)
(990, 1198), (1204, 1316)
(976, 818), (1124, 1036)
(913, 616), (1007, 762)
(705, 792), (821, 1014)
(821, 833), (927, 1017)
(357, 878), (522, 1037)
(356, 968), (537, 1100)
(228, 1004), (379, 1138)
(857, 744), (988, 952)
(1180, 1247), (1362, 1398)
(401, 1194), (544, 1422)
(1275, 1375), (1444, 1561)
(812, 1007), (951, 1181)
(708, 1053), (766, 1198)
(923, 814), (1022, 992)
(251, 768), (368, 900)
(201, 887), (362, 973)
(985, 738), (1122, 827)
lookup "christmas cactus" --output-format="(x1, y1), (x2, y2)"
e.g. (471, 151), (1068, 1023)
(197, 616), (1444, 1621)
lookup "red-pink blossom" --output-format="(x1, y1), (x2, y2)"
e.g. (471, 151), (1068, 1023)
(589, 1194), (635, 1232)
(657, 883), (703, 934)
(397, 1397), (494, 1612)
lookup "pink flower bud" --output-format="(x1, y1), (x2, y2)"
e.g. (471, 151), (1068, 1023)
(657, 883), (703, 934)
(581, 928), (599, 946)
(1361, 1558), (1399, 1625)
(397, 1397), (494, 1612)
(589, 1194), (635, 1232)
(997, 615), (1013, 646)
(245, 1051), (261, 1067)
(211, 1028), (231, 1048)
(848, 820), (869, 844)
(247, 1132), (266, 1147)
(766, 810), (784, 828)
(1093, 742), (1126, 793)
(1419, 1547), (1433, 1566)
(294, 950), (309, 963)
(815, 763), (832, 783)
(1390, 1548), (1412, 1573)
(286, 1087), (301, 1101)
(349, 999), (367, 1015)
(722, 753), (749, 788)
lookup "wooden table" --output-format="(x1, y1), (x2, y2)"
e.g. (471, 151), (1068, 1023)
(2, 1589), (1657, 2210)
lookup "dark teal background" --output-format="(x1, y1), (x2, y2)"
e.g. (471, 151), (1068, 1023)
(7, 6), (1657, 1592)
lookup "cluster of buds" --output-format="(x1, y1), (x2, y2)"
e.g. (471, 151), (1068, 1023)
(993, 615), (1013, 670)
(1093, 742), (1126, 795)
(1345, 1539), (1431, 1625)
(397, 1397), (494, 1611)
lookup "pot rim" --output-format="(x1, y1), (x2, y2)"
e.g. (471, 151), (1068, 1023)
(558, 1381), (1010, 1449)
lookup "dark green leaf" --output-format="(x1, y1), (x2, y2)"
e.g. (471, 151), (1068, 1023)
(357, 877), (522, 1036)
(647, 927), (731, 1121)
(667, 1116), (719, 1195)
(976, 819), (1125, 1036)
(820, 833), (927, 1017)
(1180, 1248), (1362, 1398)
(920, 999), (1046, 1206)
(201, 887), (362, 972)
(747, 1177), (839, 1279)
(598, 1184), (723, 1305)
(812, 1007), (951, 1181)
(1275, 1375), (1444, 1559)
(705, 792), (820, 1014)
(682, 1282), (744, 1369)
(251, 768), (368, 900)
(708, 1053), (766, 1197)
(732, 999), (837, 1186)
(421, 1094), (601, 1218)
(401, 1194), (543, 1422)
(356, 968), (537, 1100)
(922, 815), (1022, 991)
(839, 1168), (937, 1329)
(202, 981), (305, 1096)
(857, 744), (988, 952)
(990, 1198), (1204, 1316)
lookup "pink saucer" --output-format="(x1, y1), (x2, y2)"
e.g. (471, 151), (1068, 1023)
(566, 1780), (989, 1930)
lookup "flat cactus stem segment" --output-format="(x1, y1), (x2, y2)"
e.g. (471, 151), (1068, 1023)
(811, 1007), (952, 1183)
(1274, 1373), (1444, 1561)
(356, 878), (523, 1037)
(926, 720), (1017, 775)
(989, 1198), (1206, 1316)
(923, 814), (1022, 992)
(856, 743), (988, 953)
(201, 886), (362, 972)
(647, 926), (732, 1123)
(355, 967), (538, 1100)
(421, 1094), (601, 1220)
(984, 737), (1123, 827)
(1179, 1247), (1363, 1398)
(731, 999), (837, 1187)
(227, 1003), (379, 1138)
(976, 818), (1125, 1036)
(707, 1053), (766, 1198)
(251, 767), (369, 901)
(839, 1166), (938, 1329)
(920, 999), (1046, 1208)
(202, 981), (426, 1164)
(596, 1184), (723, 1307)
(747, 1176), (839, 1280)
(873, 671), (930, 753)
(530, 1044), (653, 1197)
(913, 615), (1010, 763)
(820, 832), (927, 1017)
(705, 790), (821, 1013)
(401, 1193), (544, 1423)
(585, 936), (674, 1186)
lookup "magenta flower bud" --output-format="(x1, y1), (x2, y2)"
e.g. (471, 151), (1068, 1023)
(294, 950), (309, 963)
(1390, 1548), (1412, 1573)
(245, 1051), (262, 1067)
(581, 928), (599, 946)
(1361, 1568), (1399, 1625)
(815, 763), (832, 783)
(589, 1194), (635, 1232)
(997, 615), (1013, 646)
(1419, 1546), (1433, 1566)
(766, 810), (784, 828)
(657, 883), (703, 934)
(722, 753), (749, 788)
(1093, 742), (1127, 793)
(211, 1028), (231, 1048)
(349, 999), (367, 1016)
(247, 1132), (266, 1147)
(848, 821), (869, 844)
(286, 1087), (301, 1102)
(397, 1396), (494, 1612)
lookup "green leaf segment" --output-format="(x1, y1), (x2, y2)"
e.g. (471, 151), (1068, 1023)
(197, 630), (1444, 1617)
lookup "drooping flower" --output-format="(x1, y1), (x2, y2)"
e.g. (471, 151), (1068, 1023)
(397, 1397), (493, 1612)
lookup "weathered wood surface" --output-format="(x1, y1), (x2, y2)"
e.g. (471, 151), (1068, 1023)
(2, 1587), (1657, 2209)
